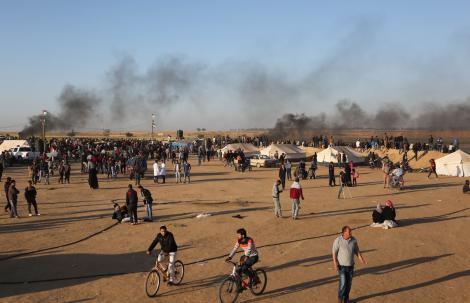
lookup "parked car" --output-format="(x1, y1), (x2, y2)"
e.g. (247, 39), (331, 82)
(250, 154), (277, 168)
(10, 146), (40, 160)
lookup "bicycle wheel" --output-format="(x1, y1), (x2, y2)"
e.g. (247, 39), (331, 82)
(173, 260), (185, 285)
(250, 269), (267, 296)
(218, 276), (239, 303)
(145, 269), (161, 297)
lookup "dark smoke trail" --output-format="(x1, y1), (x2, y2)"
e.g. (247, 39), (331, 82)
(267, 99), (470, 139)
(20, 85), (100, 136)
(107, 55), (205, 120)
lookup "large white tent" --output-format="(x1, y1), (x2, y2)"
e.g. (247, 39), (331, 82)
(260, 144), (306, 160)
(0, 140), (30, 153)
(221, 143), (260, 157)
(316, 146), (366, 164)
(435, 150), (470, 177)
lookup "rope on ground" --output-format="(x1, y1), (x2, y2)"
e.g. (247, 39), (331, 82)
(0, 224), (369, 285)
(0, 222), (119, 262)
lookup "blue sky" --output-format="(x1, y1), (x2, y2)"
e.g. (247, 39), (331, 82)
(1, 1), (470, 130)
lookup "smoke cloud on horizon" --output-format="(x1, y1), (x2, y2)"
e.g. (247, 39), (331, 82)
(268, 99), (470, 139)
(18, 19), (470, 135)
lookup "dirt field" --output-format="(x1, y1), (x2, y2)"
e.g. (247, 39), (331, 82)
(1, 157), (469, 302)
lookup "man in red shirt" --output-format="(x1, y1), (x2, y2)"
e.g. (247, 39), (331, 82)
(289, 177), (304, 220)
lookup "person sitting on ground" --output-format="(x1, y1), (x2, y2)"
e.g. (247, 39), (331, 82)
(382, 200), (396, 222)
(371, 200), (398, 229)
(112, 202), (126, 223)
(463, 180), (470, 194)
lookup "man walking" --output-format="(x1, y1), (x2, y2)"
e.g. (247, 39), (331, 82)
(272, 179), (283, 218)
(8, 179), (20, 218)
(329, 162), (336, 186)
(125, 184), (139, 225)
(428, 159), (438, 179)
(138, 185), (154, 222)
(285, 160), (292, 181)
(153, 160), (159, 183)
(332, 226), (366, 303)
(174, 161), (182, 183)
(183, 161), (191, 183)
(279, 164), (287, 190)
(289, 177), (304, 220)
(25, 180), (40, 216)
(4, 176), (11, 212)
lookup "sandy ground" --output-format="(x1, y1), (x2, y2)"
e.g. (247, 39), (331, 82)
(0, 157), (469, 303)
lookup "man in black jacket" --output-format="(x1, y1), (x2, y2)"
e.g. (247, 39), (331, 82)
(4, 177), (11, 212)
(329, 162), (336, 186)
(146, 225), (178, 285)
(8, 179), (19, 218)
(138, 185), (154, 222)
(125, 184), (138, 224)
(25, 180), (40, 216)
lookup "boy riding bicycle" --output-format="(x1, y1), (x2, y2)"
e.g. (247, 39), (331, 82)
(147, 225), (178, 285)
(225, 228), (259, 286)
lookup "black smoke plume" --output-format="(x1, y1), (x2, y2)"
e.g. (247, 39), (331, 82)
(267, 99), (470, 139)
(20, 85), (100, 136)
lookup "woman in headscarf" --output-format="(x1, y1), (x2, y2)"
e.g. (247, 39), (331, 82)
(382, 200), (396, 223)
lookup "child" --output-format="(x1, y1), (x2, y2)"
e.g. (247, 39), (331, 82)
(463, 180), (470, 194)
(352, 169), (359, 187)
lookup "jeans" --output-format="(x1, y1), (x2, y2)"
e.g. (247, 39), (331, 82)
(239, 255), (258, 281)
(291, 199), (300, 219)
(286, 168), (292, 180)
(146, 203), (153, 220)
(175, 172), (181, 183)
(128, 205), (138, 223)
(158, 251), (177, 282)
(329, 175), (336, 186)
(9, 199), (18, 218)
(273, 197), (282, 217)
(338, 265), (354, 301)
(28, 199), (39, 215)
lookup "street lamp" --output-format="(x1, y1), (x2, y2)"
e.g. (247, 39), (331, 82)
(151, 113), (156, 138)
(41, 110), (47, 155)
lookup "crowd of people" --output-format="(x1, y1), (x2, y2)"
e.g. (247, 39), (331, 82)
(0, 132), (468, 303)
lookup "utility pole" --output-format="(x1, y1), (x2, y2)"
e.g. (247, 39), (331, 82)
(41, 110), (47, 155)
(151, 113), (156, 138)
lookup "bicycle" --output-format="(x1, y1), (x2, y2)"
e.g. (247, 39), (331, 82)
(145, 252), (185, 297)
(218, 260), (267, 303)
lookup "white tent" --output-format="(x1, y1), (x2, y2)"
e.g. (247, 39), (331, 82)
(0, 140), (30, 153)
(316, 146), (366, 164)
(221, 143), (260, 157)
(435, 150), (470, 177)
(260, 144), (306, 160)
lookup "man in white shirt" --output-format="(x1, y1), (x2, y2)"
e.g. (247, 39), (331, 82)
(153, 160), (159, 183)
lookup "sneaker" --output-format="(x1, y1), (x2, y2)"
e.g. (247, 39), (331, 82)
(37, 214), (41, 216)
(167, 281), (174, 286)
(29, 214), (33, 217)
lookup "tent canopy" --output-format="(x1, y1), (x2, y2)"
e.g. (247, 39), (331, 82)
(0, 140), (30, 153)
(316, 146), (366, 164)
(435, 149), (470, 177)
(260, 144), (306, 160)
(221, 143), (260, 156)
